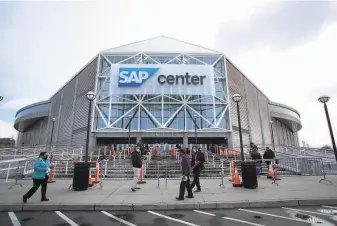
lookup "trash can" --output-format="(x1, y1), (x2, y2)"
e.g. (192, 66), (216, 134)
(73, 162), (90, 191)
(241, 161), (258, 189)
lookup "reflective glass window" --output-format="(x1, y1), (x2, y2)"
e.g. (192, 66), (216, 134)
(140, 108), (157, 130)
(106, 56), (130, 64)
(168, 107), (185, 130)
(16, 103), (51, 119)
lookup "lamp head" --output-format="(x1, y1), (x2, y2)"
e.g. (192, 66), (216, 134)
(52, 118), (56, 122)
(232, 93), (242, 103)
(86, 91), (96, 101)
(318, 95), (330, 104)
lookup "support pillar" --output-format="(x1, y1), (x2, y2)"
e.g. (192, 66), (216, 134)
(183, 135), (188, 149)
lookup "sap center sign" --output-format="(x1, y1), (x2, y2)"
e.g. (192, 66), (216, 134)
(111, 64), (215, 96)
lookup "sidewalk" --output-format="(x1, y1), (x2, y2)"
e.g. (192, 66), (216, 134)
(1, 176), (337, 211)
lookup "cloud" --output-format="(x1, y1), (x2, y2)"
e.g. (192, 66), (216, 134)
(306, 82), (337, 102)
(215, 1), (337, 56)
(0, 120), (17, 139)
(0, 98), (38, 110)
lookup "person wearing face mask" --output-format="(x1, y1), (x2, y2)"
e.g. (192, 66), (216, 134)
(23, 152), (54, 203)
(131, 146), (142, 192)
(191, 146), (205, 192)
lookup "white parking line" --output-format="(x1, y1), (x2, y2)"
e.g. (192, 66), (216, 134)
(222, 216), (265, 226)
(8, 212), (21, 226)
(101, 211), (138, 226)
(193, 210), (216, 216)
(239, 209), (308, 223)
(148, 210), (199, 226)
(322, 205), (337, 209)
(282, 207), (333, 216)
(55, 211), (79, 226)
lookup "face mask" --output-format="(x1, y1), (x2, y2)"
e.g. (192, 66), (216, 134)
(136, 149), (140, 152)
(193, 149), (196, 153)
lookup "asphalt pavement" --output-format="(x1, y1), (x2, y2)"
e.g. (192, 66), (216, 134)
(1, 205), (337, 226)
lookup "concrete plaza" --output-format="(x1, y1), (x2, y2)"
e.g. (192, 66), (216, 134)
(0, 176), (337, 211)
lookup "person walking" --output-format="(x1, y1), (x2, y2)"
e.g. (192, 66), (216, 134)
(23, 152), (53, 203)
(250, 146), (262, 176)
(191, 147), (205, 192)
(176, 148), (193, 201)
(131, 147), (142, 192)
(263, 147), (275, 170)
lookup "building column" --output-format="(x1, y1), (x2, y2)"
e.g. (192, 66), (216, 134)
(227, 133), (233, 149)
(183, 135), (188, 148)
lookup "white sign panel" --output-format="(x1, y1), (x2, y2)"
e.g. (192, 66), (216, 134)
(110, 64), (215, 96)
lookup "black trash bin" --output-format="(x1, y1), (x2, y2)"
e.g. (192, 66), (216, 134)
(73, 162), (90, 191)
(241, 161), (258, 189)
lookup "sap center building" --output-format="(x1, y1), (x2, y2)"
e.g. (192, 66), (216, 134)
(14, 36), (302, 150)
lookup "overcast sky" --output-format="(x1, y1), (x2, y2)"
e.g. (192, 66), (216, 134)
(0, 0), (336, 148)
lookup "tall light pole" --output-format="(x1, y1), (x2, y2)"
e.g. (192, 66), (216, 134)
(270, 120), (275, 149)
(49, 118), (56, 149)
(318, 95), (337, 162)
(128, 114), (132, 151)
(193, 115), (198, 147)
(232, 94), (244, 161)
(85, 91), (96, 162)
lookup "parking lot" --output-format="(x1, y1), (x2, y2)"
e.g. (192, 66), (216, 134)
(1, 205), (337, 226)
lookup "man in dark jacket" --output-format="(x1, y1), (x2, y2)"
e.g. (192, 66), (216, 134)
(263, 147), (275, 168)
(191, 147), (205, 192)
(250, 146), (262, 175)
(176, 148), (193, 200)
(131, 147), (142, 192)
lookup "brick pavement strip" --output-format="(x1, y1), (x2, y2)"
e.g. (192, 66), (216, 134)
(0, 176), (336, 211)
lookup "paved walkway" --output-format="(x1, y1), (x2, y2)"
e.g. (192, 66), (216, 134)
(1, 176), (337, 211)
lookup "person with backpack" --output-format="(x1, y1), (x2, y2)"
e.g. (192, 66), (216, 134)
(263, 147), (276, 169)
(191, 147), (205, 192)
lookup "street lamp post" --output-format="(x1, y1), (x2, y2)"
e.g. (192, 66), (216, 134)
(270, 120), (275, 148)
(232, 94), (244, 161)
(193, 115), (198, 147)
(318, 95), (337, 162)
(128, 114), (132, 151)
(85, 91), (96, 162)
(49, 118), (56, 149)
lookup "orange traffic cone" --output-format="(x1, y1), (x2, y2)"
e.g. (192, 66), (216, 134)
(137, 166), (146, 184)
(232, 168), (242, 187)
(267, 164), (273, 179)
(88, 171), (93, 187)
(94, 160), (99, 183)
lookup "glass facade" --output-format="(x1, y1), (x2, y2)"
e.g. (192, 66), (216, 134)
(94, 53), (230, 132)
